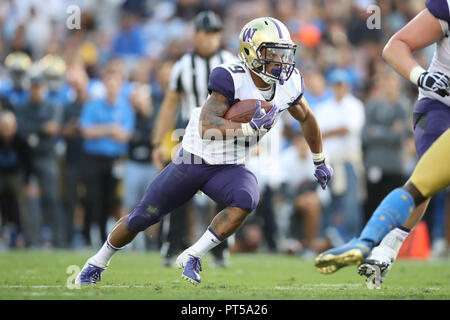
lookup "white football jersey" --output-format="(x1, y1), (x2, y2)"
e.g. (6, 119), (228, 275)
(419, 0), (450, 107)
(182, 61), (304, 164)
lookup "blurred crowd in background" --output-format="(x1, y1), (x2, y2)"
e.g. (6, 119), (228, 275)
(0, 0), (449, 261)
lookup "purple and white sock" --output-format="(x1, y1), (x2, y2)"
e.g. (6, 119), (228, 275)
(188, 227), (223, 257)
(90, 235), (122, 268)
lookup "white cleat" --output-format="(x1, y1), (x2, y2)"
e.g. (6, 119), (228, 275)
(358, 245), (395, 289)
(175, 250), (194, 269)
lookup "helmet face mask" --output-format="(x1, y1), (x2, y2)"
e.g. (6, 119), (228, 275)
(253, 42), (296, 85)
(238, 17), (297, 85)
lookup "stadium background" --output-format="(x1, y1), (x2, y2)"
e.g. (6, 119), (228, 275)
(0, 0), (449, 266)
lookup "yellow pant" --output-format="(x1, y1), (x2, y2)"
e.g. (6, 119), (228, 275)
(410, 129), (450, 198)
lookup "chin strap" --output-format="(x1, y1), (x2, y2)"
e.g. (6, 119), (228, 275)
(248, 66), (276, 85)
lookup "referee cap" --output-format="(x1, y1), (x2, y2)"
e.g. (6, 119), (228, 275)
(195, 11), (223, 32)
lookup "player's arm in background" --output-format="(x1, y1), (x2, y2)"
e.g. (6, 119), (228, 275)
(288, 96), (333, 190)
(382, 6), (447, 87)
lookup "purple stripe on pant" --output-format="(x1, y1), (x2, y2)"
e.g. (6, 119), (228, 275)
(413, 98), (450, 158)
(126, 149), (260, 232)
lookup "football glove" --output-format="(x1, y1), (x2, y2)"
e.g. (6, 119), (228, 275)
(418, 71), (450, 97)
(313, 159), (334, 190)
(241, 101), (279, 136)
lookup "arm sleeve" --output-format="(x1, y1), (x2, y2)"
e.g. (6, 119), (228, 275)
(207, 66), (236, 106)
(426, 0), (450, 24)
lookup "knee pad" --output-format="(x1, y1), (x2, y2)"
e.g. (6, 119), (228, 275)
(230, 188), (260, 212)
(126, 205), (163, 232)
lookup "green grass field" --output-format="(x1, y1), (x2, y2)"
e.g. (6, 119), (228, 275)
(1, 250), (449, 300)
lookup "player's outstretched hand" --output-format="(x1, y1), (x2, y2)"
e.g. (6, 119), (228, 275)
(418, 71), (450, 97)
(241, 101), (279, 136)
(314, 159), (333, 190)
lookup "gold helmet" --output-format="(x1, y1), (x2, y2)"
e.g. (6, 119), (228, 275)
(5, 52), (32, 72)
(39, 54), (66, 78)
(238, 17), (296, 85)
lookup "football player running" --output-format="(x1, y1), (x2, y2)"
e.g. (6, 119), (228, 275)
(76, 17), (333, 285)
(314, 0), (450, 289)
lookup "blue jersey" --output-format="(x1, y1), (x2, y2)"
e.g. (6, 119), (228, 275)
(45, 83), (76, 110)
(79, 97), (135, 158)
(87, 78), (134, 103)
(0, 80), (29, 110)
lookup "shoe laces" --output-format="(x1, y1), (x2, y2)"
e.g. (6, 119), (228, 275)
(91, 271), (100, 282)
(189, 255), (202, 273)
(88, 265), (102, 283)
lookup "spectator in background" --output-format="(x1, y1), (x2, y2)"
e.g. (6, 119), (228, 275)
(61, 61), (89, 248)
(80, 61), (135, 245)
(0, 52), (31, 112)
(15, 68), (64, 248)
(278, 132), (327, 257)
(141, 2), (188, 61)
(121, 83), (158, 251)
(24, 5), (52, 59)
(346, 0), (383, 47)
(0, 110), (33, 248)
(150, 59), (174, 115)
(302, 69), (333, 111)
(111, 8), (146, 59)
(40, 54), (72, 121)
(362, 71), (410, 223)
(315, 68), (365, 246)
(244, 141), (283, 253)
(283, 68), (333, 140)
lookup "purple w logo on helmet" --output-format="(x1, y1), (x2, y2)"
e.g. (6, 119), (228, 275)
(242, 28), (257, 42)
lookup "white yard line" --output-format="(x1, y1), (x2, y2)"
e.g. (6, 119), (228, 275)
(0, 284), (151, 289)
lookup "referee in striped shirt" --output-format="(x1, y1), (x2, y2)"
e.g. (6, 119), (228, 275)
(152, 11), (237, 267)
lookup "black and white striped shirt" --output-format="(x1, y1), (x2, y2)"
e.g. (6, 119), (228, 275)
(168, 49), (237, 122)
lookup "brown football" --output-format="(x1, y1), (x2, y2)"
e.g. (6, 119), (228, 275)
(223, 99), (273, 123)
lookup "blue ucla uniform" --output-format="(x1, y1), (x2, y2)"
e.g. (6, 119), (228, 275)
(45, 83), (75, 110)
(413, 0), (450, 158)
(0, 80), (29, 111)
